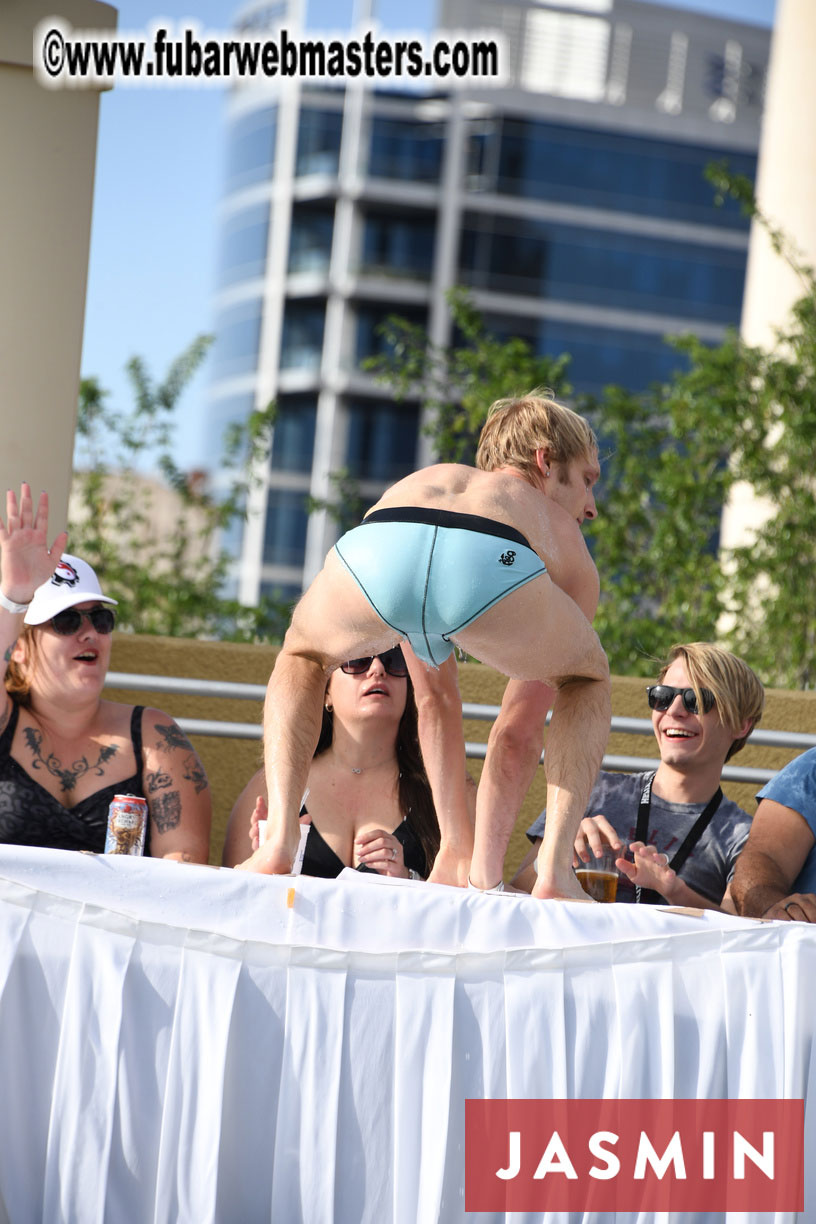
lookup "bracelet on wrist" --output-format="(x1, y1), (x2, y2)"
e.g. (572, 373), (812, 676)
(0, 590), (30, 615)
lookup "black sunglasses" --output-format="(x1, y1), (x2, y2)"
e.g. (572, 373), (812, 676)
(647, 684), (716, 715)
(49, 605), (116, 636)
(340, 647), (408, 678)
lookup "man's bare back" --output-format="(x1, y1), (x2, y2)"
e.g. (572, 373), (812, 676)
(371, 463), (599, 619)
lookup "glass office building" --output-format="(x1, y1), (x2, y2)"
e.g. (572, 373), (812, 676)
(211, 0), (769, 604)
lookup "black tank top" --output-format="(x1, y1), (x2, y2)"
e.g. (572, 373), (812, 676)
(0, 703), (149, 854)
(300, 809), (427, 879)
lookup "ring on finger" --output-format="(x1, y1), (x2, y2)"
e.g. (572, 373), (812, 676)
(391, 846), (397, 861)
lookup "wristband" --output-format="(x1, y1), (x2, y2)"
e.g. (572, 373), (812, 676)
(0, 590), (30, 615)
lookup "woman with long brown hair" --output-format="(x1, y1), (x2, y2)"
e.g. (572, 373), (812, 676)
(222, 646), (461, 878)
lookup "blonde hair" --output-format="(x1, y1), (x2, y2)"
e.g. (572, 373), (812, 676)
(659, 643), (764, 761)
(4, 625), (38, 708)
(475, 390), (598, 483)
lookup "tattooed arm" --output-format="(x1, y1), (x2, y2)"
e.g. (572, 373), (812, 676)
(141, 708), (212, 863)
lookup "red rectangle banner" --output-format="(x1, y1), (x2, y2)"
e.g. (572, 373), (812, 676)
(465, 1099), (803, 1213)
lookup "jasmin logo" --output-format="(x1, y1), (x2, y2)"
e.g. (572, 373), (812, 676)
(465, 1099), (804, 1212)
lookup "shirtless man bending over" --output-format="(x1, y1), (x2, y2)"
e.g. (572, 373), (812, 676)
(241, 392), (610, 900)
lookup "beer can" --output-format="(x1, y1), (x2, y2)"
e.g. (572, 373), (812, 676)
(104, 794), (148, 856)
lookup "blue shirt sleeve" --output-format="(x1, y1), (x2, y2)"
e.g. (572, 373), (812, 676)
(756, 748), (816, 840)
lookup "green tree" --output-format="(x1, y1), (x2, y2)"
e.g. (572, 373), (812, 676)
(591, 169), (816, 687)
(583, 361), (731, 674)
(72, 337), (293, 641)
(702, 163), (816, 687)
(367, 278), (816, 687)
(306, 468), (369, 537)
(715, 290), (816, 688)
(313, 290), (571, 528)
(365, 288), (572, 464)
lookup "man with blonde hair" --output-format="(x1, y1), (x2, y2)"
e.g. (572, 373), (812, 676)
(241, 391), (610, 899)
(512, 642), (765, 911)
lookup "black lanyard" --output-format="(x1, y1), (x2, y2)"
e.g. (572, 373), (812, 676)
(634, 772), (723, 904)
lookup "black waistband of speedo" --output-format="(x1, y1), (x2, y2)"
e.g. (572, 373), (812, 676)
(362, 506), (531, 550)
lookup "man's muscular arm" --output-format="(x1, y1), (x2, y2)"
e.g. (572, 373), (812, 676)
(732, 798), (816, 920)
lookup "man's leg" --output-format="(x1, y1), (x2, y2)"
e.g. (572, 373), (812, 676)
(240, 553), (399, 874)
(467, 680), (554, 890)
(455, 577), (611, 899)
(252, 647), (327, 874)
(529, 672), (610, 899)
(404, 648), (474, 887)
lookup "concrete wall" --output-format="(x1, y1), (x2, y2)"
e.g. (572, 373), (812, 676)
(0, 1), (115, 526)
(106, 635), (816, 876)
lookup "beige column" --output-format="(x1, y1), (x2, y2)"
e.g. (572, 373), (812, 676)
(0, 0), (116, 531)
(740, 0), (816, 349)
(720, 0), (816, 551)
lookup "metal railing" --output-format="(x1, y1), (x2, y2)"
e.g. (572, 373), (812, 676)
(105, 671), (816, 786)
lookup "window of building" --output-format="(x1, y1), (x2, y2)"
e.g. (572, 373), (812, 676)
(368, 116), (444, 183)
(218, 204), (270, 288)
(212, 300), (264, 379)
(280, 300), (326, 370)
(225, 107), (277, 192)
(206, 392), (257, 457)
(466, 117), (755, 229)
(296, 108), (343, 176)
(460, 214), (746, 323)
(260, 580), (303, 603)
(484, 315), (690, 394)
(262, 489), (310, 567)
(345, 398), (419, 481)
(353, 302), (428, 366)
(360, 211), (436, 280)
(270, 395), (317, 473)
(288, 206), (335, 274)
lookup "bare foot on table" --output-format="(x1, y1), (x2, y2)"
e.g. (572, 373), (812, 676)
(235, 841), (297, 875)
(532, 869), (594, 902)
(428, 843), (472, 888)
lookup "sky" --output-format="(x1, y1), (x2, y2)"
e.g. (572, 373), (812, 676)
(79, 0), (777, 473)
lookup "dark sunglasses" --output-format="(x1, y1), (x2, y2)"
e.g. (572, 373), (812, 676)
(340, 647), (408, 678)
(647, 684), (716, 715)
(49, 605), (116, 636)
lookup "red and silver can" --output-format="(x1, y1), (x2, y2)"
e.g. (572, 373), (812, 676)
(104, 794), (148, 856)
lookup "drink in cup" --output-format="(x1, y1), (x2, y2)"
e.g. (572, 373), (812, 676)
(575, 845), (619, 902)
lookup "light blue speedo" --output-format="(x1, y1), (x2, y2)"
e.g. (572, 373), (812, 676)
(333, 507), (547, 667)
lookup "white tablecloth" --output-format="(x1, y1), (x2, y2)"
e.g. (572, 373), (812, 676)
(0, 846), (812, 1224)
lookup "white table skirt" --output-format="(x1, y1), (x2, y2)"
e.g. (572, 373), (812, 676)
(0, 846), (812, 1224)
